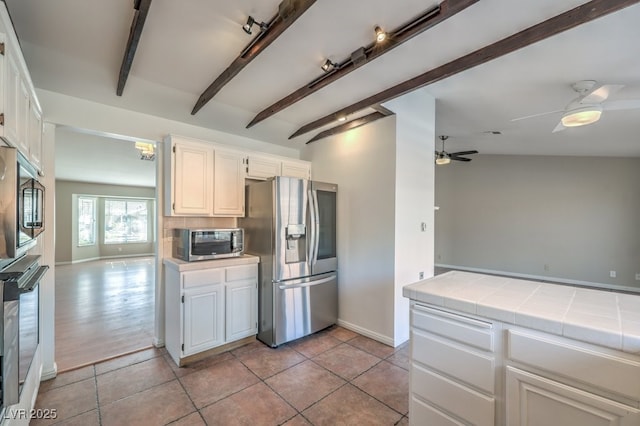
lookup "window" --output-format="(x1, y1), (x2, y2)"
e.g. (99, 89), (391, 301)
(78, 197), (96, 246)
(104, 199), (149, 244)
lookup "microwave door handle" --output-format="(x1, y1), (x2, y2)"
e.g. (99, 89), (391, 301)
(311, 189), (320, 266)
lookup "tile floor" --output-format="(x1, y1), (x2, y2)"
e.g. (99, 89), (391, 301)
(33, 326), (410, 426)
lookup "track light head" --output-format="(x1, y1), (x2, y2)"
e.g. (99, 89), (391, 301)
(242, 16), (268, 35)
(375, 26), (387, 42)
(321, 59), (337, 73)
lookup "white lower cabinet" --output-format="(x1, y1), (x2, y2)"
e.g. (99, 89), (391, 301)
(409, 303), (640, 426)
(506, 366), (640, 426)
(165, 261), (258, 366)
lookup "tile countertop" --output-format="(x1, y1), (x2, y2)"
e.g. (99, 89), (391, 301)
(163, 254), (259, 272)
(403, 271), (640, 355)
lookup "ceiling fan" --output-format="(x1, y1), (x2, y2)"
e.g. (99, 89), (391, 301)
(435, 135), (478, 165)
(511, 80), (640, 133)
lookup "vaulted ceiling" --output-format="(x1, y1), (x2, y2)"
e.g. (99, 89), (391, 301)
(5, 0), (640, 158)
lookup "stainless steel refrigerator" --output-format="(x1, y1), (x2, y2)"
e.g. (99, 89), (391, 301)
(240, 176), (338, 347)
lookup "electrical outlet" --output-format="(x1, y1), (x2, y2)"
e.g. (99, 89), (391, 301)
(421, 222), (427, 232)
(419, 272), (424, 280)
(609, 270), (617, 278)
(635, 273), (640, 281)
(543, 264), (549, 271)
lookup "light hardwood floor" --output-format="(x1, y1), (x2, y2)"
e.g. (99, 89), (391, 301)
(55, 256), (155, 372)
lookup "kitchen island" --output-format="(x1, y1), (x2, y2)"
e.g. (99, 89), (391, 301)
(403, 271), (640, 426)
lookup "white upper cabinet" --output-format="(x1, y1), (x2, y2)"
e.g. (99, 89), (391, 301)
(165, 136), (214, 216)
(246, 153), (311, 181)
(282, 159), (311, 180)
(0, 7), (44, 172)
(246, 154), (281, 180)
(213, 148), (245, 216)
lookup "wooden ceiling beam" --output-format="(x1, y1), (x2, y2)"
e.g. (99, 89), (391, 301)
(117, 0), (152, 96)
(191, 0), (316, 115)
(305, 105), (394, 144)
(247, 0), (479, 128)
(289, 0), (640, 139)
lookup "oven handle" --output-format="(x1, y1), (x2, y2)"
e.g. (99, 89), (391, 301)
(20, 265), (49, 293)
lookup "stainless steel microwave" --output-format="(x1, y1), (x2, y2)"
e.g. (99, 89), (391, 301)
(0, 147), (45, 265)
(173, 228), (244, 262)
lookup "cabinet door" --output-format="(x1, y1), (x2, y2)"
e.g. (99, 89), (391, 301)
(281, 160), (311, 180)
(506, 366), (640, 426)
(172, 141), (213, 216)
(225, 278), (258, 342)
(28, 99), (42, 171)
(246, 154), (281, 180)
(213, 149), (245, 216)
(183, 285), (224, 356)
(16, 77), (29, 155)
(3, 48), (20, 146)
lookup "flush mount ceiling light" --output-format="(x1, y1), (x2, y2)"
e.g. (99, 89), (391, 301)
(337, 115), (347, 122)
(374, 26), (387, 42)
(560, 104), (603, 127)
(321, 59), (338, 73)
(135, 142), (155, 161)
(242, 16), (268, 35)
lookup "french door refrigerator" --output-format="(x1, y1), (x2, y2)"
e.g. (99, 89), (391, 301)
(240, 176), (337, 347)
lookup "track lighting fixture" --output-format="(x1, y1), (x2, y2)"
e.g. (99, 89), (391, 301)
(242, 16), (268, 35)
(374, 26), (387, 42)
(321, 59), (338, 73)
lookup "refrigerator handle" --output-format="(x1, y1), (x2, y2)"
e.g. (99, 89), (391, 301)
(311, 189), (320, 265)
(307, 189), (317, 265)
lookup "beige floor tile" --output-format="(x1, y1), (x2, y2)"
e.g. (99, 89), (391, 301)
(235, 345), (306, 379)
(179, 358), (260, 408)
(326, 326), (359, 342)
(282, 415), (313, 425)
(313, 343), (381, 380)
(95, 347), (165, 375)
(97, 356), (176, 405)
(352, 360), (410, 414)
(396, 416), (409, 425)
(289, 333), (342, 358)
(348, 336), (396, 358)
(31, 378), (97, 426)
(100, 380), (195, 426)
(199, 382), (297, 426)
(168, 412), (207, 425)
(302, 384), (403, 426)
(166, 350), (235, 378)
(46, 409), (100, 426)
(38, 365), (94, 393)
(265, 360), (345, 411)
(386, 343), (410, 371)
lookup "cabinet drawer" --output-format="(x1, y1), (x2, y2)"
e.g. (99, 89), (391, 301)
(411, 364), (494, 426)
(410, 396), (466, 426)
(182, 268), (224, 289)
(226, 265), (257, 282)
(508, 329), (640, 401)
(412, 304), (494, 352)
(412, 329), (495, 394)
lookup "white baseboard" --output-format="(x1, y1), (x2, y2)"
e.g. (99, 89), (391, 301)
(436, 263), (640, 294)
(55, 253), (155, 266)
(153, 337), (165, 348)
(337, 319), (396, 347)
(41, 362), (58, 381)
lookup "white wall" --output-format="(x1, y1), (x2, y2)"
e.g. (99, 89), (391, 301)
(302, 88), (436, 346)
(302, 117), (398, 344)
(435, 155), (640, 291)
(36, 89), (300, 158)
(385, 88), (436, 344)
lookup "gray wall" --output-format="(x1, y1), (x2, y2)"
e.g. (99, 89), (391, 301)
(435, 155), (640, 290)
(55, 180), (156, 264)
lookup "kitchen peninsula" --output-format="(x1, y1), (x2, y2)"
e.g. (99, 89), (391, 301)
(403, 271), (640, 425)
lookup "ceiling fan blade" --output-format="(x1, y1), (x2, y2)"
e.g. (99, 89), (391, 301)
(603, 99), (640, 111)
(451, 157), (472, 162)
(580, 84), (623, 104)
(552, 122), (566, 133)
(511, 109), (564, 122)
(450, 150), (478, 156)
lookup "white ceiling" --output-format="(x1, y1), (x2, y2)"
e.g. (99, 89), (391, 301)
(4, 0), (640, 185)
